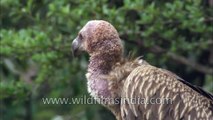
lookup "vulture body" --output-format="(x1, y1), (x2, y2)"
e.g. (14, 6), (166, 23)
(72, 20), (213, 120)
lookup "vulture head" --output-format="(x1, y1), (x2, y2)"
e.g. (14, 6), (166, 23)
(71, 20), (123, 57)
(71, 20), (126, 102)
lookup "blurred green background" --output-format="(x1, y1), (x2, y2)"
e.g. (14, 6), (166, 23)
(0, 0), (212, 120)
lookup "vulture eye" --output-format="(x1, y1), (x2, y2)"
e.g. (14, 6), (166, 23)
(79, 33), (83, 40)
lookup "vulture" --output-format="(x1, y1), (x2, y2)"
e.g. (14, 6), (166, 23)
(71, 20), (213, 120)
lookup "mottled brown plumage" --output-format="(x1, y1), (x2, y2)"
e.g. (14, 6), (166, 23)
(72, 20), (213, 120)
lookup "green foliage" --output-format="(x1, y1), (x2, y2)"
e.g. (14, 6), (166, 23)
(0, 0), (212, 120)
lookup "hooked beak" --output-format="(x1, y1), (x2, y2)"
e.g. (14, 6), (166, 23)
(71, 38), (81, 57)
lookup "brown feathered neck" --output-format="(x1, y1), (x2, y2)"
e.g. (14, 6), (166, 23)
(86, 35), (124, 101)
(88, 50), (122, 74)
(86, 48), (123, 101)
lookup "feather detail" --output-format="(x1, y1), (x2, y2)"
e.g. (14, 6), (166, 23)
(120, 63), (213, 120)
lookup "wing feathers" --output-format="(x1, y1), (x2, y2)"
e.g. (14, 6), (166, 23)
(121, 64), (213, 120)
